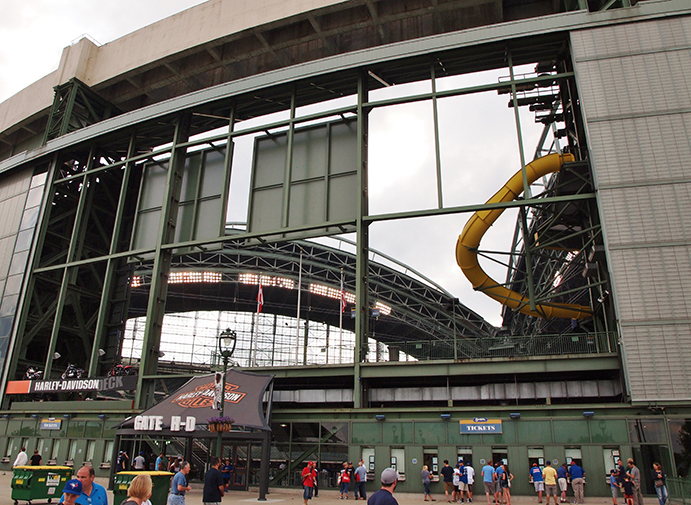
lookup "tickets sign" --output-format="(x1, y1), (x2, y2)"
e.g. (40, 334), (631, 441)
(459, 418), (503, 434)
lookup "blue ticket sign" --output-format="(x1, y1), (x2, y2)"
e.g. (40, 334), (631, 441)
(41, 419), (62, 430)
(459, 418), (502, 434)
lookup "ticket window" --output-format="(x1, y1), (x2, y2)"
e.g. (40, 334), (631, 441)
(391, 448), (405, 480)
(423, 448), (439, 481)
(565, 447), (582, 467)
(362, 447), (375, 480)
(528, 447), (545, 469)
(457, 446), (473, 467)
(492, 447), (508, 466)
(603, 448), (620, 476)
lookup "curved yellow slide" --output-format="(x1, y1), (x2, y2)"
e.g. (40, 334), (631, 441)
(455, 152), (591, 319)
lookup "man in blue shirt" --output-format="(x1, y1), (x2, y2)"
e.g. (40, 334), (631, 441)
(481, 460), (495, 505)
(458, 461), (469, 503)
(59, 466), (108, 505)
(169, 461), (192, 505)
(493, 463), (504, 505)
(557, 463), (569, 503)
(530, 463), (544, 503)
(367, 468), (399, 505)
(569, 462), (585, 505)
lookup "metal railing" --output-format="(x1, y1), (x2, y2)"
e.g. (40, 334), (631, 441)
(666, 477), (691, 505)
(382, 331), (618, 362)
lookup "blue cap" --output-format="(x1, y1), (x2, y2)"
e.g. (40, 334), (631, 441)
(63, 479), (82, 495)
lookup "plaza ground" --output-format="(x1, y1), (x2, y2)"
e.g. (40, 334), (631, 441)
(0, 470), (664, 505)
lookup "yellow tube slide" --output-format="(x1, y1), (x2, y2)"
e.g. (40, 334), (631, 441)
(455, 152), (591, 319)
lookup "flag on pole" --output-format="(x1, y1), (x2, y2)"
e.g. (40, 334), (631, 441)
(340, 272), (347, 313)
(257, 279), (264, 313)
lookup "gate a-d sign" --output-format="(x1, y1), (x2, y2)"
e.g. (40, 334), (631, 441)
(134, 415), (196, 432)
(460, 418), (503, 434)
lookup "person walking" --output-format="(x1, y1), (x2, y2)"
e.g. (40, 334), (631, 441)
(481, 460), (495, 505)
(355, 460), (368, 500)
(168, 461), (192, 505)
(569, 462), (585, 505)
(340, 461), (352, 499)
(651, 462), (668, 505)
(367, 468), (400, 505)
(626, 459), (643, 505)
(13, 446), (28, 467)
(203, 457), (225, 505)
(121, 474), (153, 505)
(421, 465), (436, 502)
(302, 461), (317, 505)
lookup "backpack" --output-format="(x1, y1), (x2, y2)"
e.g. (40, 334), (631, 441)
(342, 471), (350, 483)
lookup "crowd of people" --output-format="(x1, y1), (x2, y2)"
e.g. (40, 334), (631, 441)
(11, 445), (672, 505)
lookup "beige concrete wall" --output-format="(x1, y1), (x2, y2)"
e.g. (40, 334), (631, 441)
(0, 0), (347, 135)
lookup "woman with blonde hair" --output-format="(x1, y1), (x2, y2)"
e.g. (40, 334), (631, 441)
(121, 473), (153, 505)
(421, 465), (436, 501)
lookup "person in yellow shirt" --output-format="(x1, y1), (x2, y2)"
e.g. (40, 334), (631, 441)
(542, 461), (558, 505)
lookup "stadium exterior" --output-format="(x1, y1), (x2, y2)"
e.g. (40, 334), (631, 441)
(1, 0), (691, 498)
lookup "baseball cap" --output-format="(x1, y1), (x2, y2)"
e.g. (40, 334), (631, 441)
(63, 479), (82, 495)
(381, 468), (400, 485)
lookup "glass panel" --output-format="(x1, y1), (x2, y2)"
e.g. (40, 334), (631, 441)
(321, 422), (348, 444)
(391, 448), (405, 475)
(103, 440), (114, 463)
(415, 422), (446, 445)
(103, 421), (120, 439)
(518, 421), (552, 444)
(68, 440), (78, 461)
(25, 186), (44, 208)
(352, 423), (380, 445)
(292, 423), (320, 443)
(9, 250), (29, 275)
(51, 439), (61, 461)
(423, 447), (439, 478)
(84, 422), (101, 438)
(86, 440), (95, 462)
(554, 420), (590, 444)
(383, 422), (414, 445)
(66, 421), (85, 438)
(271, 423), (291, 443)
(669, 419), (691, 478)
(592, 419), (629, 443)
(628, 419), (666, 444)
(14, 229), (34, 252)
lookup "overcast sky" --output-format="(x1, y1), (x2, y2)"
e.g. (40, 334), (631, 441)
(0, 1), (207, 103)
(1, 1), (549, 328)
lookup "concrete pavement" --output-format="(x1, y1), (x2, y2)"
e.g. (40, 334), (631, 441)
(0, 470), (662, 505)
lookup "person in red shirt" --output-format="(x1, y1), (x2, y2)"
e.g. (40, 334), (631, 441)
(302, 461), (317, 505)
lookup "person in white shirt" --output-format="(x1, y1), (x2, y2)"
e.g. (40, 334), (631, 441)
(134, 452), (146, 470)
(13, 447), (28, 467)
(465, 464), (475, 503)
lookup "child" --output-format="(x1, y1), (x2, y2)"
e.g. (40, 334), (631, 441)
(61, 479), (82, 505)
(609, 469), (619, 505)
(619, 475), (634, 505)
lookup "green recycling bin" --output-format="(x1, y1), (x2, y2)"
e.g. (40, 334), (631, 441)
(114, 471), (174, 505)
(11, 465), (72, 505)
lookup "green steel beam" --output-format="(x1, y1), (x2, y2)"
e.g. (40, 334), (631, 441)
(135, 113), (191, 409)
(354, 69), (370, 408)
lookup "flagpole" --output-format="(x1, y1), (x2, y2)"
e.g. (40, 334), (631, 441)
(295, 248), (302, 366)
(339, 268), (344, 364)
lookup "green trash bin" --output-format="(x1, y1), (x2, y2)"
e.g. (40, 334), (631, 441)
(11, 466), (72, 505)
(114, 471), (174, 505)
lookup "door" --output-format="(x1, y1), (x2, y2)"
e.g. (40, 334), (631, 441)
(228, 444), (249, 491)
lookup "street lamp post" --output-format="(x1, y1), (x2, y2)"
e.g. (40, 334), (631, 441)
(217, 328), (237, 457)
